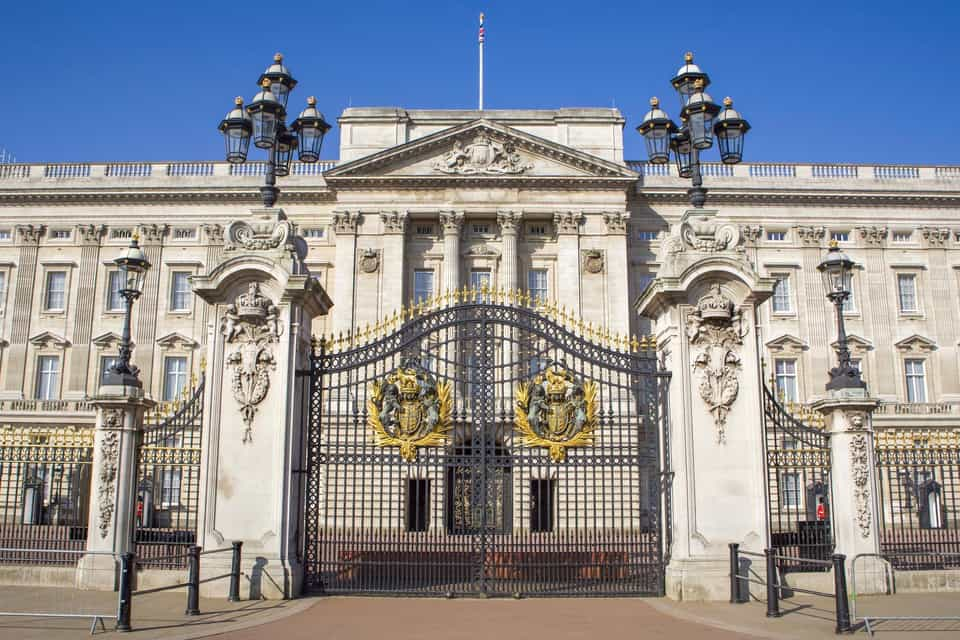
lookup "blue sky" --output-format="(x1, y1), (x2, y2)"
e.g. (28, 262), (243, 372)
(1, 0), (956, 164)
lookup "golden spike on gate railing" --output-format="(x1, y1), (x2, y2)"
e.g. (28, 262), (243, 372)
(522, 291), (532, 307)
(496, 286), (506, 304)
(649, 335), (657, 349)
(639, 335), (649, 350)
(480, 283), (489, 302)
(630, 335), (640, 353)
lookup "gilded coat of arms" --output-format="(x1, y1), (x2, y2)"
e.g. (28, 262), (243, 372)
(515, 365), (598, 462)
(368, 360), (452, 462)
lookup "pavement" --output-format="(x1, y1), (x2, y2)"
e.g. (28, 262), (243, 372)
(0, 587), (958, 639)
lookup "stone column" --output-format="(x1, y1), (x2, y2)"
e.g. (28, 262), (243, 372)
(602, 211), (630, 336)
(439, 211), (463, 293)
(192, 208), (332, 599)
(77, 385), (155, 589)
(1, 225), (42, 398)
(65, 225), (105, 398)
(497, 210), (521, 292)
(331, 211), (358, 334)
(812, 395), (885, 593)
(637, 208), (776, 601)
(554, 211), (582, 316)
(380, 211), (407, 314)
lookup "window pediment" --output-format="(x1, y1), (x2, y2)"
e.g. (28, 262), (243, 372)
(766, 334), (808, 355)
(92, 332), (132, 350)
(832, 334), (873, 355)
(29, 331), (70, 349)
(895, 334), (937, 354)
(155, 332), (199, 351)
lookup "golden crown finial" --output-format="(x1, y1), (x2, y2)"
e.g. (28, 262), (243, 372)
(234, 96), (244, 106)
(684, 51), (694, 63)
(274, 52), (283, 62)
(650, 96), (660, 108)
(723, 96), (733, 108)
(307, 96), (317, 106)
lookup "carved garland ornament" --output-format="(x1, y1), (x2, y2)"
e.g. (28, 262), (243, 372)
(515, 364), (598, 462)
(97, 411), (122, 539)
(367, 360), (452, 462)
(433, 133), (532, 175)
(222, 282), (282, 443)
(850, 432), (872, 538)
(687, 284), (746, 443)
(225, 218), (291, 252)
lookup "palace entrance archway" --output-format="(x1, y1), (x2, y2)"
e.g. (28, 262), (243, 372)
(304, 295), (669, 596)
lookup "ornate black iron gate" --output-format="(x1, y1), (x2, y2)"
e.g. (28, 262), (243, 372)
(762, 386), (834, 572)
(305, 296), (668, 596)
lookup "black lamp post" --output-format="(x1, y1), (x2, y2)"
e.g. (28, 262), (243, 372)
(817, 243), (866, 392)
(637, 52), (750, 208)
(218, 54), (332, 208)
(104, 237), (151, 388)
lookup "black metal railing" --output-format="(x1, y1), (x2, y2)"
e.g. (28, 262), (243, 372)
(762, 387), (834, 571)
(875, 427), (960, 569)
(0, 428), (93, 563)
(135, 376), (204, 568)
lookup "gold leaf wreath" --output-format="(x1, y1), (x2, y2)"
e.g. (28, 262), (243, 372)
(367, 377), (452, 462)
(514, 378), (598, 462)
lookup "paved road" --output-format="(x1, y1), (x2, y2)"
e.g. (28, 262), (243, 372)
(213, 597), (754, 640)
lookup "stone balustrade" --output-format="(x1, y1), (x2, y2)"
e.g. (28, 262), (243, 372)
(874, 401), (960, 416)
(0, 160), (338, 185)
(0, 399), (96, 413)
(625, 161), (960, 186)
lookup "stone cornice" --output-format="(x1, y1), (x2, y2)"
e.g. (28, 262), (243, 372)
(633, 188), (960, 208)
(0, 188), (336, 206)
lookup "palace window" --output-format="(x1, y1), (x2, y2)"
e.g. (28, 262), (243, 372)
(472, 223), (491, 235)
(766, 230), (787, 242)
(527, 356), (548, 378)
(163, 357), (189, 402)
(892, 231), (912, 243)
(637, 230), (659, 241)
(527, 269), (548, 303)
(303, 227), (326, 239)
(0, 229), (10, 240)
(774, 359), (798, 403)
(897, 273), (918, 313)
(850, 358), (864, 382)
(100, 356), (118, 384)
(904, 359), (927, 403)
(50, 229), (72, 240)
(413, 270), (434, 304)
(169, 272), (192, 312)
(107, 270), (125, 311)
(830, 231), (850, 243)
(44, 271), (67, 311)
(35, 356), (60, 400)
(841, 272), (855, 313)
(172, 227), (196, 240)
(771, 274), (792, 313)
(528, 223), (549, 236)
(159, 469), (182, 508)
(414, 224), (434, 236)
(530, 478), (556, 533)
(781, 473), (801, 508)
(470, 269), (491, 301)
(111, 228), (133, 240)
(405, 479), (430, 532)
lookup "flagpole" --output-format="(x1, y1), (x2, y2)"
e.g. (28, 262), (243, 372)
(479, 12), (485, 110)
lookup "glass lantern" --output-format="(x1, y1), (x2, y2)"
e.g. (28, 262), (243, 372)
(714, 98), (750, 164)
(247, 80), (284, 149)
(257, 53), (298, 111)
(292, 96), (332, 163)
(636, 97), (677, 165)
(218, 97), (252, 164)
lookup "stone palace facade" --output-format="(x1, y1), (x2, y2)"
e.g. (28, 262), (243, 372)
(0, 106), (958, 600)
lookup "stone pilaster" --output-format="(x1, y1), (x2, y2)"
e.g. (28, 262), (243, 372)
(602, 211), (630, 336)
(198, 224), (225, 349)
(132, 224), (167, 391)
(554, 211), (582, 317)
(331, 211), (359, 334)
(380, 211), (407, 314)
(1, 224), (43, 398)
(812, 395), (885, 593)
(439, 211), (464, 293)
(77, 385), (155, 589)
(497, 210), (521, 291)
(65, 225), (105, 399)
(638, 208), (776, 601)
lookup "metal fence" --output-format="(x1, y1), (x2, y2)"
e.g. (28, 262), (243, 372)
(875, 427), (960, 569)
(135, 376), (204, 568)
(0, 426), (93, 564)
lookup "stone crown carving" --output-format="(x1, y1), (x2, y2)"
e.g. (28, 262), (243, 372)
(697, 284), (736, 322)
(433, 133), (532, 175)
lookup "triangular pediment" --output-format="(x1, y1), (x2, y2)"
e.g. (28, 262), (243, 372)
(324, 120), (637, 188)
(29, 331), (70, 349)
(766, 334), (808, 355)
(895, 334), (937, 353)
(156, 332), (198, 350)
(831, 334), (873, 354)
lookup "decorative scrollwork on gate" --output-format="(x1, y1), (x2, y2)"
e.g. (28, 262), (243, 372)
(515, 364), (598, 462)
(367, 360), (452, 462)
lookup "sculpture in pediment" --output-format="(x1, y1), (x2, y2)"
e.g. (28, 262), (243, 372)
(433, 133), (532, 175)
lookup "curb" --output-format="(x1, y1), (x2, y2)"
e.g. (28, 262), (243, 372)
(135, 597), (319, 640)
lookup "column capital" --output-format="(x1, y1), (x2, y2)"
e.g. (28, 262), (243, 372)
(497, 210), (522, 235)
(76, 224), (106, 246)
(811, 396), (880, 436)
(332, 211), (360, 235)
(602, 211), (630, 235)
(137, 223), (168, 245)
(380, 210), (408, 235)
(553, 211), (583, 235)
(15, 224), (44, 245)
(795, 225), (826, 247)
(202, 223), (225, 245)
(439, 211), (464, 236)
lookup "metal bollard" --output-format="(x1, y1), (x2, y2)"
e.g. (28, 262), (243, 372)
(832, 553), (851, 634)
(117, 552), (134, 632)
(728, 543), (741, 604)
(185, 545), (201, 616)
(228, 541), (243, 602)
(765, 548), (781, 618)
